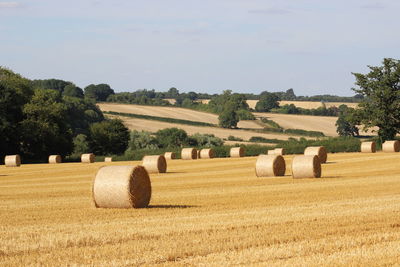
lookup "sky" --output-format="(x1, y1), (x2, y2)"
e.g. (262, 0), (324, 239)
(1, 0), (399, 96)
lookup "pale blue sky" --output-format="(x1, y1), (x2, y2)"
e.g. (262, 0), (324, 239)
(1, 0), (399, 96)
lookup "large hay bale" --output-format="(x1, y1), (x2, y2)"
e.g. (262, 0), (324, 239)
(292, 155), (321, 178)
(142, 155), (167, 173)
(181, 148), (197, 160)
(361, 141), (376, 153)
(200, 148), (215, 159)
(81, 153), (95, 163)
(5, 155), (21, 167)
(92, 165), (151, 208)
(255, 154), (286, 177)
(48, 155), (61, 164)
(274, 148), (286, 155)
(104, 157), (112, 162)
(382, 140), (400, 152)
(304, 146), (327, 163)
(230, 147), (244, 158)
(164, 152), (176, 160)
(267, 150), (275, 155)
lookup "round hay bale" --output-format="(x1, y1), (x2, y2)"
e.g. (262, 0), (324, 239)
(382, 140), (400, 152)
(142, 155), (167, 173)
(274, 148), (286, 155)
(230, 147), (244, 158)
(361, 141), (376, 153)
(304, 146), (327, 163)
(164, 152), (176, 160)
(5, 155), (21, 167)
(267, 150), (275, 155)
(81, 153), (95, 163)
(181, 148), (197, 160)
(292, 155), (321, 179)
(104, 157), (112, 162)
(92, 165), (151, 208)
(48, 155), (61, 164)
(255, 154), (286, 177)
(200, 148), (215, 159)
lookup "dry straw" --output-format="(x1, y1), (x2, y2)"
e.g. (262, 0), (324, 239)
(164, 152), (176, 160)
(142, 155), (167, 173)
(304, 146), (327, 163)
(5, 155), (21, 167)
(104, 157), (112, 162)
(81, 153), (95, 163)
(255, 154), (286, 177)
(200, 148), (215, 159)
(92, 165), (151, 208)
(274, 148), (285, 155)
(292, 155), (321, 178)
(230, 147), (244, 158)
(48, 155), (61, 164)
(382, 140), (400, 152)
(267, 150), (275, 155)
(181, 148), (197, 160)
(361, 141), (376, 153)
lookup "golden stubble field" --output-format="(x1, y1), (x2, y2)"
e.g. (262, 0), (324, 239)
(1, 152), (400, 266)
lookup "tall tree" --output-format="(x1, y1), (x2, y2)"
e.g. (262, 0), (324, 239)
(89, 119), (129, 155)
(84, 84), (115, 101)
(255, 92), (280, 112)
(352, 58), (400, 141)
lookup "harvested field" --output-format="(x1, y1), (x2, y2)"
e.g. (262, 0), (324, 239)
(98, 103), (263, 129)
(1, 152), (400, 266)
(107, 115), (292, 142)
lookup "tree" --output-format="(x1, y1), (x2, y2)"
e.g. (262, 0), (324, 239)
(63, 84), (84, 98)
(155, 128), (188, 148)
(128, 130), (159, 150)
(335, 105), (359, 137)
(84, 83), (115, 101)
(0, 67), (33, 158)
(352, 58), (400, 141)
(219, 102), (239, 128)
(20, 89), (73, 160)
(72, 134), (90, 155)
(255, 92), (280, 112)
(89, 119), (129, 155)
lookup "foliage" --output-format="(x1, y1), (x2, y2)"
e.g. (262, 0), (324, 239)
(236, 109), (256, 120)
(84, 83), (115, 101)
(255, 92), (280, 112)
(227, 135), (243, 141)
(155, 128), (189, 148)
(335, 105), (360, 137)
(270, 103), (341, 117)
(218, 102), (239, 128)
(280, 136), (360, 154)
(127, 130), (159, 151)
(89, 119), (129, 155)
(31, 79), (72, 93)
(284, 129), (325, 137)
(248, 136), (284, 144)
(352, 58), (400, 141)
(190, 133), (223, 147)
(20, 89), (74, 160)
(63, 84), (84, 98)
(0, 67), (33, 158)
(107, 91), (170, 106)
(72, 134), (90, 155)
(103, 111), (215, 127)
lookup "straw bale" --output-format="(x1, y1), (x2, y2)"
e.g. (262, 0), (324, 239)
(274, 148), (286, 155)
(142, 155), (167, 173)
(230, 147), (244, 158)
(361, 142), (376, 153)
(255, 154), (286, 177)
(292, 155), (321, 178)
(81, 153), (95, 163)
(267, 150), (275, 155)
(92, 165), (151, 208)
(48, 155), (61, 164)
(164, 152), (176, 160)
(5, 155), (21, 167)
(181, 148), (197, 160)
(304, 146), (327, 163)
(104, 157), (112, 162)
(382, 140), (400, 152)
(200, 148), (215, 159)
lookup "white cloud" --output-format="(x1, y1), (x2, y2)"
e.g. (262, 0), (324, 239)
(0, 1), (21, 8)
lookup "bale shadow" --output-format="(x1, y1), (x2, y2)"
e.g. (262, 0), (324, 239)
(323, 162), (337, 164)
(147, 204), (197, 209)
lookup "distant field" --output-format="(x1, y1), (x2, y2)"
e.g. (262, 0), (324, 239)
(198, 99), (359, 109)
(98, 103), (263, 130)
(2, 152), (400, 265)
(106, 115), (292, 141)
